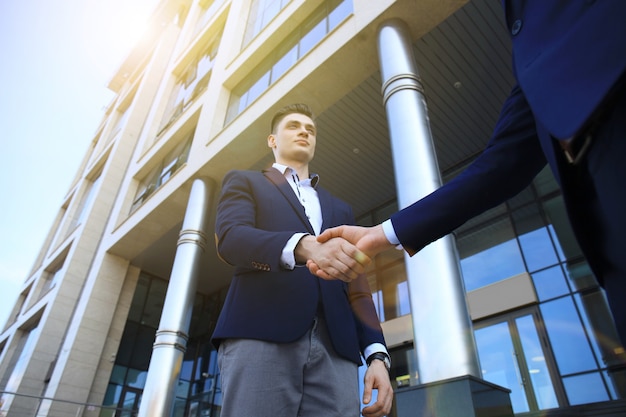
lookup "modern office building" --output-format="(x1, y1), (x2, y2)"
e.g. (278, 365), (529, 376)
(1, 0), (625, 416)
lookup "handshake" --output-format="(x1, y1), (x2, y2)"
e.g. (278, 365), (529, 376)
(297, 224), (394, 282)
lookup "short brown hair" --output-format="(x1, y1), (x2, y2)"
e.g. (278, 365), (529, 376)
(270, 103), (315, 133)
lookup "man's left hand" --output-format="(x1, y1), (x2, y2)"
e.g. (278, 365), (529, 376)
(362, 360), (393, 416)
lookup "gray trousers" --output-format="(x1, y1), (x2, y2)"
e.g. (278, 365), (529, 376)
(217, 314), (359, 417)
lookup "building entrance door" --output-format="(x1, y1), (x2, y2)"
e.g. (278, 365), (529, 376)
(474, 306), (564, 413)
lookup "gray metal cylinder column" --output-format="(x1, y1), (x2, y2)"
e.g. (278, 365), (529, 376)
(137, 177), (214, 417)
(377, 18), (480, 383)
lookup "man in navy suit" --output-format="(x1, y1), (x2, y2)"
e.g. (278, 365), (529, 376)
(212, 103), (393, 417)
(311, 1), (626, 347)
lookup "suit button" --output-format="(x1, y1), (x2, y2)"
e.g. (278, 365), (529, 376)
(511, 19), (522, 36)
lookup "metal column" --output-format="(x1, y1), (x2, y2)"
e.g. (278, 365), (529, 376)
(377, 19), (480, 383)
(137, 178), (214, 417)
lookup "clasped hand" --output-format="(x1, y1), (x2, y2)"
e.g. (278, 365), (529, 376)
(296, 234), (371, 282)
(304, 224), (392, 281)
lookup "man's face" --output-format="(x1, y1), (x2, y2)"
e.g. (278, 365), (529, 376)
(268, 113), (317, 164)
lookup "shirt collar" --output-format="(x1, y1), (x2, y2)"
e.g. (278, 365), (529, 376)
(272, 163), (319, 188)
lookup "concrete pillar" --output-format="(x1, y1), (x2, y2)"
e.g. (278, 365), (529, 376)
(137, 177), (215, 417)
(377, 18), (480, 383)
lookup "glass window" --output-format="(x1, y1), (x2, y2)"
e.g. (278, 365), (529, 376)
(173, 397), (188, 417)
(41, 261), (65, 294)
(261, 0), (281, 27)
(242, 0), (290, 47)
(380, 262), (410, 320)
(110, 365), (128, 385)
(73, 173), (102, 228)
(328, 0), (352, 29)
(573, 291), (623, 370)
(461, 237), (526, 291)
(518, 227), (559, 272)
(194, 1), (215, 35)
(532, 265), (569, 301)
(159, 31), (222, 133)
(3, 322), (41, 392)
(547, 224), (566, 262)
(110, 106), (130, 137)
(159, 83), (186, 132)
(604, 369), (626, 400)
(130, 325), (156, 370)
(102, 383), (123, 407)
(246, 70), (271, 105)
(126, 368), (148, 389)
(119, 388), (141, 414)
(563, 372), (610, 405)
(181, 344), (197, 380)
(176, 379), (191, 398)
(563, 261), (597, 292)
(365, 243), (407, 322)
(396, 281), (410, 317)
(542, 196), (583, 262)
(117, 322), (138, 367)
(371, 289), (383, 322)
(457, 214), (526, 291)
(271, 44), (298, 82)
(131, 134), (192, 213)
(541, 296), (597, 375)
(299, 15), (326, 56)
(131, 167), (160, 213)
(226, 0), (351, 124)
(128, 275), (150, 322)
(142, 278), (167, 328)
(512, 204), (559, 272)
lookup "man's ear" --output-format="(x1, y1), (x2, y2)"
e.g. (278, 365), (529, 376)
(267, 134), (276, 148)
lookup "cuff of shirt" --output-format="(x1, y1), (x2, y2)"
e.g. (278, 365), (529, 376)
(364, 343), (390, 363)
(382, 219), (403, 251)
(281, 233), (308, 270)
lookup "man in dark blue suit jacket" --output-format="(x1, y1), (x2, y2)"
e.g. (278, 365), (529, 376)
(312, 1), (626, 347)
(212, 104), (393, 417)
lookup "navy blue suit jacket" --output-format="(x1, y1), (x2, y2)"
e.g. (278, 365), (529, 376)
(391, 0), (626, 286)
(212, 168), (386, 364)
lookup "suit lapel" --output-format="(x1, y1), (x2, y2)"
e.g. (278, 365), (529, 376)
(263, 168), (314, 234)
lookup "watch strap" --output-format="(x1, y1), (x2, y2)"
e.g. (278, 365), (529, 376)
(366, 352), (391, 371)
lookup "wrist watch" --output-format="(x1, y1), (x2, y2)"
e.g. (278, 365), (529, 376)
(366, 352), (391, 372)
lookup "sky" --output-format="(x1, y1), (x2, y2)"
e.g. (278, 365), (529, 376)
(0, 0), (160, 327)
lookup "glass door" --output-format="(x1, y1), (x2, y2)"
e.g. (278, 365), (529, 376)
(116, 386), (142, 417)
(474, 306), (564, 413)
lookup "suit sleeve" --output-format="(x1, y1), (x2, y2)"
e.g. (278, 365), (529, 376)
(391, 83), (547, 255)
(215, 170), (295, 271)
